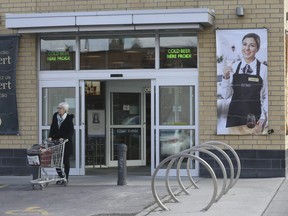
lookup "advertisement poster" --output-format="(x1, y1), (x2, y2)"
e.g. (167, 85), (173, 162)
(216, 29), (268, 135)
(0, 36), (19, 135)
(87, 110), (105, 136)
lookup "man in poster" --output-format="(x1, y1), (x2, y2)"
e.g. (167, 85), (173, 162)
(216, 29), (268, 135)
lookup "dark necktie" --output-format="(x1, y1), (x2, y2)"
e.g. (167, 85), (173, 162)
(242, 64), (253, 74)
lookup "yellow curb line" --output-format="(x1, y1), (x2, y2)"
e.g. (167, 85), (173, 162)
(0, 184), (8, 189)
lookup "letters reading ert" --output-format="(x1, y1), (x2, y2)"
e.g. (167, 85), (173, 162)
(0, 81), (12, 90)
(0, 56), (11, 64)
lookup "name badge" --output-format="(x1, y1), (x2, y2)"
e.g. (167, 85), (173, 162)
(248, 77), (259, 82)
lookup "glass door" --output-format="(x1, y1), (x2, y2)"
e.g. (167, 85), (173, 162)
(152, 78), (198, 176)
(39, 80), (83, 175)
(107, 81), (146, 166)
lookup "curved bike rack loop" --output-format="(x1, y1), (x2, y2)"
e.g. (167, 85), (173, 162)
(195, 144), (234, 195)
(178, 146), (228, 201)
(200, 141), (241, 188)
(151, 141), (241, 212)
(151, 153), (218, 211)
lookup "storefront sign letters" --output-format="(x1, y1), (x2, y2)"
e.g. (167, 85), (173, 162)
(166, 48), (192, 59)
(46, 51), (71, 61)
(0, 36), (19, 135)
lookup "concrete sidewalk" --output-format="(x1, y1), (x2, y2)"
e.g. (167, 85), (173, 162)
(138, 177), (286, 216)
(0, 175), (287, 216)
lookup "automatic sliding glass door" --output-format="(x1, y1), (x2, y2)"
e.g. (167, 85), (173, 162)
(39, 80), (83, 175)
(107, 81), (147, 167)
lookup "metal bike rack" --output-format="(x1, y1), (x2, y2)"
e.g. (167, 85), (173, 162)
(200, 141), (241, 188)
(151, 153), (218, 211)
(179, 146), (229, 201)
(151, 141), (241, 212)
(195, 144), (234, 195)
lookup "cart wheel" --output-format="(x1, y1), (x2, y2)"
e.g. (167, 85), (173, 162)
(63, 181), (67, 186)
(32, 184), (36, 190)
(40, 184), (44, 190)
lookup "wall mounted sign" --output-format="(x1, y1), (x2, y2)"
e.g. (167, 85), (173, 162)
(0, 35), (19, 135)
(216, 29), (268, 135)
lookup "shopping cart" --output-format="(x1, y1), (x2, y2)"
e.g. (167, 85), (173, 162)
(27, 139), (68, 190)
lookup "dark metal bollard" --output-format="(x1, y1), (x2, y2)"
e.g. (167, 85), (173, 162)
(117, 144), (127, 186)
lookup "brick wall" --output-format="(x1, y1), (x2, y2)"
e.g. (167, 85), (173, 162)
(0, 0), (39, 150)
(0, 149), (33, 176)
(200, 149), (285, 178)
(284, 1), (288, 177)
(198, 1), (286, 150)
(0, 0), (286, 164)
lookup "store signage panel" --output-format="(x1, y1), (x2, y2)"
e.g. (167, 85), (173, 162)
(0, 36), (19, 135)
(46, 51), (71, 61)
(166, 48), (193, 59)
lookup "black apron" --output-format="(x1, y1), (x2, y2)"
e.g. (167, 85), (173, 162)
(226, 60), (263, 127)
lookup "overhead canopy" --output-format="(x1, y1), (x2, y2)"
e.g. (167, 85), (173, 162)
(6, 8), (215, 34)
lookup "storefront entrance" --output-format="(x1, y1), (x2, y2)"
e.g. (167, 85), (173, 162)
(39, 77), (197, 176)
(84, 80), (150, 171)
(40, 74), (198, 177)
(36, 30), (200, 176)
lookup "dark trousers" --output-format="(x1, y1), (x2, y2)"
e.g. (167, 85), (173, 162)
(56, 153), (70, 180)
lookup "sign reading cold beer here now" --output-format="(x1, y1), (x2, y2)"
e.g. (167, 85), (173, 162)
(166, 48), (192, 59)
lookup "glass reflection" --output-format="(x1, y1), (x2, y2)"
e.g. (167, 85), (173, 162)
(80, 36), (155, 69)
(111, 92), (141, 125)
(159, 129), (195, 169)
(40, 38), (76, 70)
(111, 128), (141, 160)
(42, 87), (75, 126)
(160, 35), (197, 68)
(159, 86), (195, 125)
(160, 129), (191, 155)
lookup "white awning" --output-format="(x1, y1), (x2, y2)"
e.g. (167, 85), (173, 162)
(6, 8), (215, 33)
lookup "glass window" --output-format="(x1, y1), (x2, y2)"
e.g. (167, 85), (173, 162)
(80, 36), (155, 69)
(40, 38), (76, 70)
(160, 129), (194, 155)
(157, 85), (196, 166)
(160, 35), (197, 68)
(159, 86), (195, 125)
(110, 128), (141, 161)
(159, 129), (195, 169)
(110, 92), (141, 125)
(42, 87), (75, 126)
(41, 87), (76, 169)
